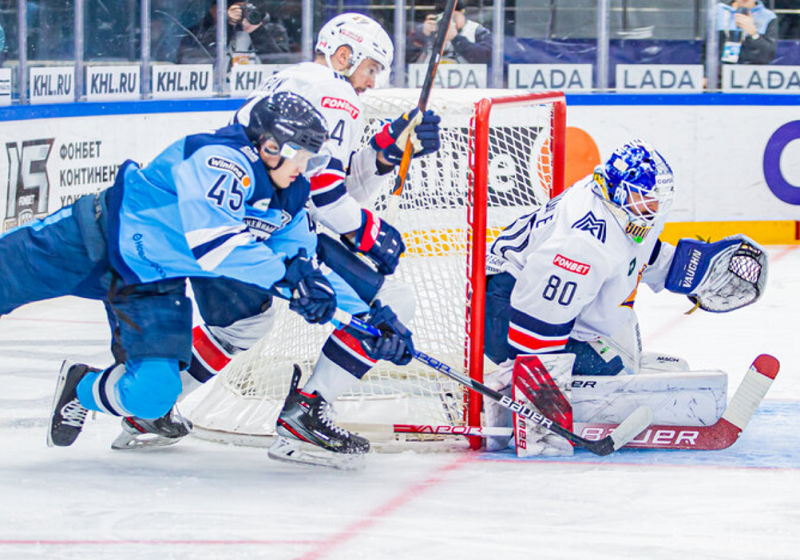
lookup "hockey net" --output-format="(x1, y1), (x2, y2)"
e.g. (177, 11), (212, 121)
(190, 89), (566, 447)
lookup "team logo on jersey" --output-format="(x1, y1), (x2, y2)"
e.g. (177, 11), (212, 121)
(207, 156), (248, 184)
(321, 97), (360, 119)
(628, 258), (636, 276)
(553, 254), (591, 275)
(571, 212), (606, 243)
(239, 145), (260, 163)
(621, 264), (647, 309)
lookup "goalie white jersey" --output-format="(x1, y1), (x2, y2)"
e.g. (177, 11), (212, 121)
(487, 176), (675, 354)
(234, 62), (387, 234)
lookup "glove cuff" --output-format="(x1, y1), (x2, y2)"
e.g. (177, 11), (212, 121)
(355, 209), (381, 253)
(371, 123), (395, 151)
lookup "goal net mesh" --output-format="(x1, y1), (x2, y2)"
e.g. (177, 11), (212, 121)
(190, 89), (563, 444)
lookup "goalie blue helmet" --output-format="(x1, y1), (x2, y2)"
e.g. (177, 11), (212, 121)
(594, 139), (675, 243)
(241, 92), (330, 175)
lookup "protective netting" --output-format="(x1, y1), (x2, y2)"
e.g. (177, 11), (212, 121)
(190, 89), (562, 443)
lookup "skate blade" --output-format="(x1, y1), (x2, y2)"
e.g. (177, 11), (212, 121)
(267, 437), (366, 471)
(46, 360), (73, 449)
(111, 430), (185, 451)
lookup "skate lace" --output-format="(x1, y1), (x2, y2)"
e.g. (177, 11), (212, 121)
(61, 399), (88, 428)
(318, 403), (349, 439)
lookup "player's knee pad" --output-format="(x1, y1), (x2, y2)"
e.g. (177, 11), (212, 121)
(373, 279), (415, 325)
(117, 359), (182, 419)
(566, 338), (628, 376)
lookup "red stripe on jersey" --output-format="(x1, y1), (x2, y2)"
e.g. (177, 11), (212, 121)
(333, 328), (377, 364)
(508, 326), (568, 353)
(192, 326), (232, 373)
(310, 171), (345, 192)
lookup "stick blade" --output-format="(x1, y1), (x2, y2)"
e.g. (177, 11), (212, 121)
(609, 405), (654, 451)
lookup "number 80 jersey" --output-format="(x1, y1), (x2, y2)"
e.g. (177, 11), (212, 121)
(487, 176), (674, 350)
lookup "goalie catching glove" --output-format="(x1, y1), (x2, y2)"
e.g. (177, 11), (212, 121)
(346, 209), (405, 275)
(370, 108), (441, 166)
(279, 249), (337, 324)
(665, 234), (768, 313)
(355, 301), (415, 366)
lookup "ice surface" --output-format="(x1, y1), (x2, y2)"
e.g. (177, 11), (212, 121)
(0, 246), (797, 560)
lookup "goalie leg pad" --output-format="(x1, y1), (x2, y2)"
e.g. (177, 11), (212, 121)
(512, 354), (575, 457)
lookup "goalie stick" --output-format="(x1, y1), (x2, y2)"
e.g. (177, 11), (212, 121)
(365, 354), (779, 451)
(332, 310), (653, 457)
(385, 0), (458, 222)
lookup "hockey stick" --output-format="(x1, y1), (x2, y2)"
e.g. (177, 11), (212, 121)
(577, 354), (779, 450)
(332, 309), (653, 457)
(377, 354), (779, 451)
(385, 0), (459, 222)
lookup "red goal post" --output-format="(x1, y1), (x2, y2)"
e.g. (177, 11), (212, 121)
(467, 91), (566, 447)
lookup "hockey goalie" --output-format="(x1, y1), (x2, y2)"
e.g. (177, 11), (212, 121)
(482, 139), (769, 456)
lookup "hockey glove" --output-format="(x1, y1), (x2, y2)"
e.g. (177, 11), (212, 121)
(665, 235), (767, 313)
(370, 108), (441, 166)
(358, 301), (415, 366)
(346, 209), (405, 275)
(280, 249), (337, 324)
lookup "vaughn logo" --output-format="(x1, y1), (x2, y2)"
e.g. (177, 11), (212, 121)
(321, 97), (360, 119)
(553, 254), (590, 275)
(5, 139), (54, 231)
(682, 248), (703, 289)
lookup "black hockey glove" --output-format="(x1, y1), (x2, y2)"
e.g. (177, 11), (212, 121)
(357, 301), (415, 366)
(345, 209), (405, 275)
(280, 249), (337, 324)
(370, 108), (441, 165)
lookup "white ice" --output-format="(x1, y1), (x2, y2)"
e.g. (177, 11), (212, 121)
(0, 246), (798, 560)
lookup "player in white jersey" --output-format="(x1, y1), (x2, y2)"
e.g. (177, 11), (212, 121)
(482, 139), (767, 452)
(114, 14), (440, 469)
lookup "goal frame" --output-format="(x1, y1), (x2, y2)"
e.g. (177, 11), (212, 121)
(466, 91), (567, 448)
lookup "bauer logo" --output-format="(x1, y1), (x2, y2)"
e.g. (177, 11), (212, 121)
(321, 97), (360, 119)
(553, 254), (590, 275)
(4, 139), (54, 231)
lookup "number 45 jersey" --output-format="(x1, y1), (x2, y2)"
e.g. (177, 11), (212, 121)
(487, 176), (675, 350)
(105, 125), (311, 292)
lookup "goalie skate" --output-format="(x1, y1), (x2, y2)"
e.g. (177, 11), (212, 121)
(111, 406), (193, 451)
(48, 361), (98, 448)
(268, 365), (369, 470)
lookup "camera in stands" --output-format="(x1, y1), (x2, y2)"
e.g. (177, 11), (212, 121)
(242, 2), (269, 25)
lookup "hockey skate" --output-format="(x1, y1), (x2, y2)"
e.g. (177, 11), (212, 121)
(268, 365), (369, 471)
(48, 361), (98, 447)
(111, 406), (193, 451)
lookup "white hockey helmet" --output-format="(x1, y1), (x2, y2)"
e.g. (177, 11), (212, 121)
(315, 13), (394, 86)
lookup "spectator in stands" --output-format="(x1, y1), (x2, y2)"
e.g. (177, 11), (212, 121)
(177, 1), (290, 66)
(407, 0), (492, 65)
(775, 0), (800, 39)
(714, 0), (778, 66)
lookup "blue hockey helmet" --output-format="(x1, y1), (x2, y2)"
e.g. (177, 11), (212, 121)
(594, 139), (674, 242)
(241, 91), (330, 176)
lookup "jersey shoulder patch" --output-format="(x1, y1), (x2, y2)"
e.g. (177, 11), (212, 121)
(571, 211), (607, 243)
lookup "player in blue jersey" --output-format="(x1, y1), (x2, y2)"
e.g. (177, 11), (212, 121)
(112, 14), (435, 468)
(0, 91), (412, 453)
